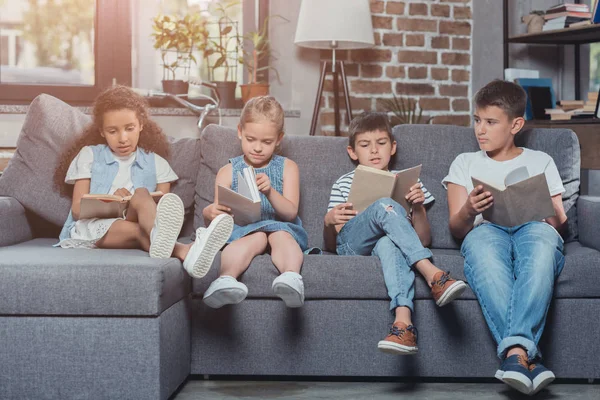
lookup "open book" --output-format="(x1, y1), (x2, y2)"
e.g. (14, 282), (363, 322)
(217, 167), (261, 226)
(471, 166), (555, 227)
(347, 164), (422, 213)
(79, 191), (163, 220)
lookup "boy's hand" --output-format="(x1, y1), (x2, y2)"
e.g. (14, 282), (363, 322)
(405, 183), (425, 206)
(325, 203), (358, 226)
(464, 185), (493, 217)
(256, 173), (271, 195)
(113, 188), (132, 200)
(203, 203), (232, 221)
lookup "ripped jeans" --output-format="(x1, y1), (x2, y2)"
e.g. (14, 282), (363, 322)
(336, 198), (432, 313)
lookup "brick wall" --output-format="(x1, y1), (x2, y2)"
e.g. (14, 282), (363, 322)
(319, 0), (472, 135)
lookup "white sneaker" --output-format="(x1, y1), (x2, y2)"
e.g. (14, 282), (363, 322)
(272, 271), (305, 308)
(183, 214), (234, 278)
(203, 276), (248, 308)
(149, 193), (184, 259)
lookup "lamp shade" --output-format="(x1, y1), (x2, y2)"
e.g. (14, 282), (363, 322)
(294, 0), (375, 50)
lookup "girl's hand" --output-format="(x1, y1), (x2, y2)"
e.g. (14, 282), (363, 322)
(325, 203), (358, 226)
(203, 203), (232, 221)
(113, 188), (132, 199)
(256, 173), (271, 195)
(405, 183), (425, 206)
(464, 185), (493, 217)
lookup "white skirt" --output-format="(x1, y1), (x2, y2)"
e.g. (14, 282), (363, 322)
(58, 217), (123, 249)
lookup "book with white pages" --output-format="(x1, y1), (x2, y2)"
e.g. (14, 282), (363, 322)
(471, 166), (556, 227)
(217, 167), (261, 226)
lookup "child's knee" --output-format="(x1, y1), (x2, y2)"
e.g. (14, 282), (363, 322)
(374, 198), (406, 217)
(130, 188), (150, 207)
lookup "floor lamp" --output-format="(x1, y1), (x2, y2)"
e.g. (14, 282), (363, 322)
(294, 0), (374, 136)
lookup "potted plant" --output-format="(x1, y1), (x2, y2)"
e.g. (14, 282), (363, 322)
(151, 13), (206, 95)
(380, 94), (433, 125)
(200, 0), (242, 108)
(238, 16), (286, 104)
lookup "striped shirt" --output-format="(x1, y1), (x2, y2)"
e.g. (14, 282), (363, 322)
(327, 169), (435, 212)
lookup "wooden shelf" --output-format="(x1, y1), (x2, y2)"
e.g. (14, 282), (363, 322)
(508, 24), (600, 45)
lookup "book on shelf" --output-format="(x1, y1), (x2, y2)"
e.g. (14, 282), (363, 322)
(593, 0), (600, 23)
(544, 12), (591, 20)
(217, 166), (261, 226)
(546, 3), (590, 14)
(568, 19), (593, 28)
(504, 68), (539, 82)
(471, 167), (555, 227)
(347, 164), (422, 213)
(79, 191), (163, 219)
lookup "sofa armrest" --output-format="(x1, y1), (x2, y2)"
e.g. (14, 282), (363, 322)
(577, 195), (600, 252)
(0, 196), (33, 247)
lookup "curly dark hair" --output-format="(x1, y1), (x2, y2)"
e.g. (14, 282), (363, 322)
(54, 85), (170, 196)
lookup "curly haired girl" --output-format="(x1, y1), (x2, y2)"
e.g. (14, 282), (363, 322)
(55, 85), (233, 277)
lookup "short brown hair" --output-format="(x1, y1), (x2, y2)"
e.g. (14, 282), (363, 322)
(348, 112), (393, 149)
(474, 79), (527, 119)
(240, 96), (284, 133)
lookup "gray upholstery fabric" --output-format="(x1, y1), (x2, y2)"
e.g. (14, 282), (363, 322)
(192, 242), (600, 300)
(577, 195), (600, 252)
(393, 125), (581, 248)
(0, 95), (90, 227)
(0, 196), (32, 247)
(191, 298), (600, 378)
(168, 137), (202, 216)
(195, 125), (580, 250)
(0, 94), (200, 232)
(0, 238), (191, 316)
(1, 300), (190, 400)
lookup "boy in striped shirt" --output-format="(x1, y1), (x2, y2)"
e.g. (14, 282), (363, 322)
(324, 112), (466, 355)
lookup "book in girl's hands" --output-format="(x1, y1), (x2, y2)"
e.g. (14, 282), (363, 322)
(347, 164), (422, 213)
(471, 166), (555, 227)
(217, 167), (261, 226)
(79, 191), (163, 219)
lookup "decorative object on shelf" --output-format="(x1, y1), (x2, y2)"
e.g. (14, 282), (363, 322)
(239, 15), (287, 104)
(295, 0), (374, 136)
(522, 11), (545, 34)
(379, 94), (432, 125)
(200, 0), (242, 108)
(152, 13), (206, 95)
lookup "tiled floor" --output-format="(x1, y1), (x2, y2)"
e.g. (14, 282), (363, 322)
(173, 379), (599, 400)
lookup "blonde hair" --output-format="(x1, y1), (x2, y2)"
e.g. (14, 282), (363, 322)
(239, 96), (284, 134)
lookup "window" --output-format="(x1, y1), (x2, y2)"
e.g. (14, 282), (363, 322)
(133, 0), (268, 97)
(0, 0), (131, 104)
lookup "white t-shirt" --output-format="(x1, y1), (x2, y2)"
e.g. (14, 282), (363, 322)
(65, 146), (178, 193)
(442, 148), (565, 226)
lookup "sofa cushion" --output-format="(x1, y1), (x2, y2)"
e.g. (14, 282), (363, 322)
(0, 94), (200, 233)
(192, 242), (599, 301)
(0, 238), (190, 316)
(393, 125), (580, 248)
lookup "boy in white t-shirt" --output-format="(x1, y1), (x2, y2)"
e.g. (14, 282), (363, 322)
(443, 80), (567, 395)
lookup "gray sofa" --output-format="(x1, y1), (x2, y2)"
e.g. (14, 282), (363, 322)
(1, 95), (599, 400)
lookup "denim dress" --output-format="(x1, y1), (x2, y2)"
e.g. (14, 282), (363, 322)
(227, 155), (309, 251)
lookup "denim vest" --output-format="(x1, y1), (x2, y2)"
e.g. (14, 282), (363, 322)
(58, 145), (157, 242)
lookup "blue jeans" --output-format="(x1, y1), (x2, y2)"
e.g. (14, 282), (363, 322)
(336, 198), (432, 313)
(461, 221), (565, 360)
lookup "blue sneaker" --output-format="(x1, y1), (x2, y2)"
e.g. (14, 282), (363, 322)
(495, 354), (533, 395)
(528, 360), (555, 395)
